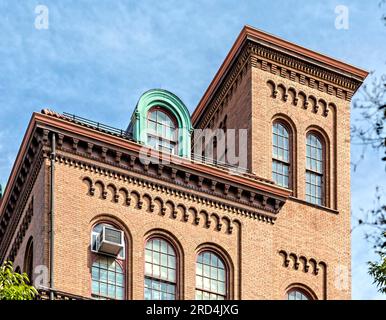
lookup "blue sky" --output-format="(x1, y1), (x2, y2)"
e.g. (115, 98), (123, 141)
(0, 0), (385, 299)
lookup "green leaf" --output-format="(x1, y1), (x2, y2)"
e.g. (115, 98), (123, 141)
(0, 261), (37, 300)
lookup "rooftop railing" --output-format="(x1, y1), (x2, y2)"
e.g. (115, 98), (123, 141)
(63, 112), (133, 140)
(60, 112), (252, 176)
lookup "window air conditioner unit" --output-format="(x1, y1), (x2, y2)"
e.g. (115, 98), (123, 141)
(96, 226), (124, 256)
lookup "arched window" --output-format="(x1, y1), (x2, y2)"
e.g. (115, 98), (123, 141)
(287, 288), (312, 300)
(91, 256), (125, 300)
(144, 238), (177, 300)
(306, 133), (324, 205)
(147, 108), (178, 154)
(196, 251), (226, 300)
(90, 223), (126, 300)
(272, 122), (291, 188)
(24, 237), (33, 284)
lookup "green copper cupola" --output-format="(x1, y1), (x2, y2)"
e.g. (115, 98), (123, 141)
(128, 89), (193, 158)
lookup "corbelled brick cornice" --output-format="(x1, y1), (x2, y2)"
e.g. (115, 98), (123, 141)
(192, 25), (368, 128)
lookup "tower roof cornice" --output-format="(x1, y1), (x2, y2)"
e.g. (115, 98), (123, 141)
(192, 25), (369, 126)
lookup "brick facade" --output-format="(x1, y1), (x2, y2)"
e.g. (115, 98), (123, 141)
(0, 26), (367, 300)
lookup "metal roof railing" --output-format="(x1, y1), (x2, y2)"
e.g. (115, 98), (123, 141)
(63, 112), (133, 140)
(191, 153), (249, 174)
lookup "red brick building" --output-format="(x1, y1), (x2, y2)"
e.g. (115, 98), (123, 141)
(0, 26), (368, 300)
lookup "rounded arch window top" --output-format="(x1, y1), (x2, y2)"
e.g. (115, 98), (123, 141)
(148, 107), (177, 127)
(307, 132), (323, 150)
(286, 284), (317, 300)
(287, 289), (311, 300)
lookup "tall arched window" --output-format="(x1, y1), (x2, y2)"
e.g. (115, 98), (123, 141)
(287, 288), (312, 300)
(272, 122), (290, 188)
(147, 108), (178, 154)
(144, 238), (177, 300)
(23, 237), (33, 284)
(196, 251), (227, 300)
(306, 133), (324, 205)
(91, 223), (126, 300)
